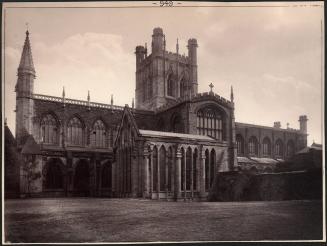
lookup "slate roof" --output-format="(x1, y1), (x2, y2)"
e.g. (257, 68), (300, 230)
(237, 156), (283, 164)
(139, 129), (214, 141)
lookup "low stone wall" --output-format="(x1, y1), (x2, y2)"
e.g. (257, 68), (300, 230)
(209, 169), (322, 202)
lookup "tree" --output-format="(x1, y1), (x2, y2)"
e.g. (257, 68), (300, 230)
(21, 155), (41, 197)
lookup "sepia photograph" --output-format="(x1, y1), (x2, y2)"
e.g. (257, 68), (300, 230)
(2, 1), (325, 243)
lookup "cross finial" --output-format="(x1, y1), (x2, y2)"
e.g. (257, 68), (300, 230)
(209, 83), (214, 92)
(25, 22), (29, 35)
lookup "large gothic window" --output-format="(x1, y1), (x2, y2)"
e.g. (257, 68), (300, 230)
(167, 74), (174, 97)
(286, 140), (295, 157)
(148, 78), (153, 99)
(196, 108), (223, 140)
(40, 114), (58, 144)
(91, 120), (106, 148)
(67, 117), (84, 146)
(262, 137), (271, 156)
(248, 136), (258, 156)
(236, 134), (244, 155)
(180, 77), (187, 98)
(143, 79), (147, 102)
(275, 139), (284, 157)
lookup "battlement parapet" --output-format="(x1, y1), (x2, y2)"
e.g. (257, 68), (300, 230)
(33, 94), (125, 111)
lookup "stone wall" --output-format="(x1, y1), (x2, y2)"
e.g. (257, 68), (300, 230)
(209, 169), (322, 201)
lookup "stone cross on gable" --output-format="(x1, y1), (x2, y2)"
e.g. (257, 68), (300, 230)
(209, 83), (214, 92)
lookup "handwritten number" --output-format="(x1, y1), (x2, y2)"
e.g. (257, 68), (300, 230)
(160, 1), (173, 7)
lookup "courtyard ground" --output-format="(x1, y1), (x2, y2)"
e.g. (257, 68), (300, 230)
(4, 198), (323, 243)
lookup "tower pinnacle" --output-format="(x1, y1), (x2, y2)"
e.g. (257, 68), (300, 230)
(231, 85), (234, 103)
(18, 29), (35, 76)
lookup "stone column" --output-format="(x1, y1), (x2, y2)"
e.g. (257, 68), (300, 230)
(157, 149), (160, 200)
(183, 150), (187, 201)
(143, 148), (150, 198)
(165, 154), (169, 201)
(199, 152), (206, 199)
(149, 148), (153, 199)
(175, 148), (182, 200)
(131, 149), (138, 198)
(190, 149), (194, 200)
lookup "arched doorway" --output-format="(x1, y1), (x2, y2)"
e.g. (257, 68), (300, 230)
(43, 158), (64, 190)
(74, 159), (90, 196)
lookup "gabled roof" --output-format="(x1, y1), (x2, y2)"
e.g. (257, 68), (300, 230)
(139, 129), (214, 141)
(114, 106), (140, 146)
(21, 135), (41, 155)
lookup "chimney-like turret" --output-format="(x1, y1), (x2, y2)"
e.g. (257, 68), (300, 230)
(299, 115), (308, 133)
(135, 45), (145, 70)
(151, 27), (164, 55)
(273, 121), (281, 129)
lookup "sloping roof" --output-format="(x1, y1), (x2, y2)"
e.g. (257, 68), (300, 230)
(139, 129), (214, 141)
(237, 156), (256, 163)
(5, 125), (16, 147)
(237, 156), (283, 164)
(250, 157), (280, 164)
(311, 143), (322, 150)
(21, 135), (41, 155)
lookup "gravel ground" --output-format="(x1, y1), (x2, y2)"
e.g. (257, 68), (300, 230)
(4, 198), (323, 243)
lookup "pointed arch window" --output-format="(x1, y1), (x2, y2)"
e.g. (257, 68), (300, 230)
(180, 78), (186, 98)
(275, 139), (284, 157)
(143, 79), (147, 102)
(91, 120), (106, 148)
(262, 137), (271, 156)
(236, 134), (244, 155)
(67, 117), (84, 146)
(167, 73), (174, 97)
(196, 108), (223, 140)
(40, 114), (58, 144)
(248, 136), (258, 156)
(148, 77), (153, 99)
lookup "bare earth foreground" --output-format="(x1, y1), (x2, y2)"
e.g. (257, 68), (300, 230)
(4, 198), (323, 243)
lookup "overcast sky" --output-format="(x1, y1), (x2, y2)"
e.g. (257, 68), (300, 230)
(3, 1), (324, 144)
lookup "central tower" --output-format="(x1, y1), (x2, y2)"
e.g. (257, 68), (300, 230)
(135, 27), (198, 110)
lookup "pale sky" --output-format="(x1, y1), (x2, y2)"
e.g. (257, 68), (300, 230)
(2, 1), (324, 145)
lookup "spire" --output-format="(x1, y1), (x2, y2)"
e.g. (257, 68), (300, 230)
(111, 94), (113, 105)
(230, 85), (234, 103)
(18, 29), (35, 76)
(176, 38), (179, 54)
(132, 98), (135, 109)
(145, 43), (147, 57)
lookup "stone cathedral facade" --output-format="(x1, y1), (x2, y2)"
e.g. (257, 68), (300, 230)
(11, 27), (308, 200)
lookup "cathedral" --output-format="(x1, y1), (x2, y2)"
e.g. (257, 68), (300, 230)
(10, 27), (308, 200)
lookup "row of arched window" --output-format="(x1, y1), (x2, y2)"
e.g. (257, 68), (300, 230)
(236, 134), (295, 158)
(40, 114), (113, 148)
